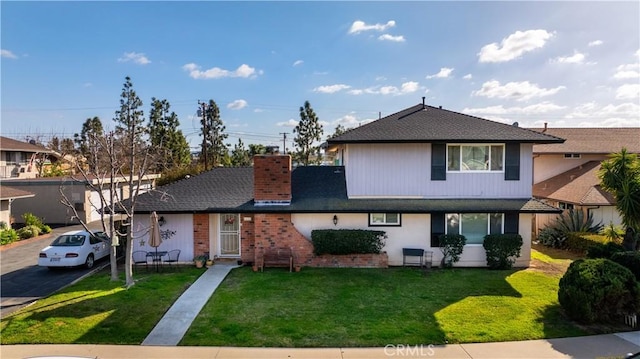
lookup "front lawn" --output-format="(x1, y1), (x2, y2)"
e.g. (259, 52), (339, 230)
(181, 267), (586, 347)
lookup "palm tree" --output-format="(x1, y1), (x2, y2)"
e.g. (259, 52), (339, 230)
(599, 148), (640, 249)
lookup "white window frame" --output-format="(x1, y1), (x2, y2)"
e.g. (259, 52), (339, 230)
(563, 153), (581, 159)
(447, 144), (505, 172)
(369, 213), (401, 226)
(445, 213), (504, 244)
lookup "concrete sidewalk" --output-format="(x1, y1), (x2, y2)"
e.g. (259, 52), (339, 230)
(2, 332), (639, 358)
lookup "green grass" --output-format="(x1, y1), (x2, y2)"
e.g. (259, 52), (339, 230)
(181, 267), (586, 347)
(0, 267), (204, 344)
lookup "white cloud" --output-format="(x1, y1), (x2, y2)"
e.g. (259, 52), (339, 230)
(613, 63), (640, 80)
(348, 20), (396, 34)
(117, 52), (151, 65)
(463, 102), (566, 116)
(378, 34), (405, 42)
(566, 102), (640, 126)
(182, 63), (260, 79)
(588, 40), (603, 47)
(313, 84), (351, 94)
(348, 82), (420, 96)
(277, 119), (298, 127)
(401, 81), (420, 93)
(227, 99), (248, 110)
(293, 60), (304, 67)
(553, 52), (587, 64)
(616, 84), (640, 100)
(253, 108), (264, 113)
(426, 67), (454, 79)
(463, 74), (473, 80)
(472, 80), (565, 102)
(478, 29), (553, 63)
(1, 49), (18, 59)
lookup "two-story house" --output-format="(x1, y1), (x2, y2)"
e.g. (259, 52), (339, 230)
(125, 102), (563, 268)
(0, 136), (52, 179)
(530, 127), (640, 233)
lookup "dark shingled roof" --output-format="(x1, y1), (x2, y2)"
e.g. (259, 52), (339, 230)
(0, 136), (52, 153)
(130, 166), (559, 214)
(328, 104), (565, 144)
(530, 128), (640, 154)
(0, 185), (35, 200)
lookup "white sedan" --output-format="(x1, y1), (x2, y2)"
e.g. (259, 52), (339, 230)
(38, 230), (111, 269)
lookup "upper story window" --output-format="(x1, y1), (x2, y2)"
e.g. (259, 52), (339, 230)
(447, 144), (504, 172)
(369, 213), (401, 226)
(563, 153), (581, 159)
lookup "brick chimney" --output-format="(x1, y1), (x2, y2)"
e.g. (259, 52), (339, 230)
(253, 154), (292, 205)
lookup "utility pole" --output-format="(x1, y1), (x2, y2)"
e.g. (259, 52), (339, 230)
(279, 132), (288, 154)
(198, 101), (208, 171)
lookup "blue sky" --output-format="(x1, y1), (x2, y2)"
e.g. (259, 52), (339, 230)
(2, 1), (639, 150)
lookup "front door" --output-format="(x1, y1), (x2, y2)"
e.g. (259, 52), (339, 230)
(219, 214), (240, 256)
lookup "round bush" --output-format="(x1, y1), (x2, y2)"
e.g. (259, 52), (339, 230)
(611, 251), (640, 281)
(16, 225), (40, 239)
(586, 241), (625, 259)
(558, 258), (640, 323)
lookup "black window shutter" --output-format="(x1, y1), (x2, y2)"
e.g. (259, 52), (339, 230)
(431, 212), (445, 247)
(504, 212), (519, 234)
(505, 143), (520, 181)
(431, 143), (446, 181)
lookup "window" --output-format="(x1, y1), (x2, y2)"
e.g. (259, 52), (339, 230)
(558, 202), (574, 210)
(448, 145), (504, 172)
(446, 213), (503, 244)
(563, 153), (581, 159)
(369, 213), (401, 226)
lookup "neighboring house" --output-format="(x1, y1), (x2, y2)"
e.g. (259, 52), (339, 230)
(530, 127), (640, 233)
(0, 185), (35, 225)
(0, 136), (52, 179)
(126, 102), (563, 268)
(7, 174), (160, 226)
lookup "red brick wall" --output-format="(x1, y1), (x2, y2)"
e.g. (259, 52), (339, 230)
(241, 214), (255, 264)
(308, 253), (388, 268)
(193, 213), (209, 258)
(253, 155), (291, 202)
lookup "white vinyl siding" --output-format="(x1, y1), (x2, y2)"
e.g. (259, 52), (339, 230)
(345, 143), (532, 198)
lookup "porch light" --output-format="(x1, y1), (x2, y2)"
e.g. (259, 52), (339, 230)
(333, 215), (338, 226)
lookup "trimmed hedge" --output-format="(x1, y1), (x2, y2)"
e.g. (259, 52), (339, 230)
(558, 258), (640, 323)
(483, 234), (523, 269)
(586, 241), (625, 259)
(311, 229), (386, 255)
(565, 232), (609, 253)
(611, 251), (640, 281)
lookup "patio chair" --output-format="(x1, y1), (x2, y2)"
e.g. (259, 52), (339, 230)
(133, 250), (149, 272)
(163, 249), (181, 270)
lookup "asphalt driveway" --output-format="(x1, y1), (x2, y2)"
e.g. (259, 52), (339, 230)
(0, 222), (108, 317)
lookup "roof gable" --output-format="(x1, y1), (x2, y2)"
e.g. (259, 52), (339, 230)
(533, 161), (615, 205)
(530, 128), (640, 154)
(328, 104), (564, 144)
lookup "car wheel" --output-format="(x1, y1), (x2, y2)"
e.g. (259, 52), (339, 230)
(85, 254), (95, 269)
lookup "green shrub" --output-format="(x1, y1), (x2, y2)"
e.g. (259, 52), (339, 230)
(16, 225), (40, 239)
(0, 228), (19, 245)
(565, 232), (609, 253)
(40, 224), (52, 234)
(611, 251), (640, 281)
(558, 258), (640, 324)
(437, 234), (466, 268)
(22, 212), (50, 235)
(599, 222), (625, 242)
(537, 227), (566, 248)
(483, 234), (523, 269)
(311, 229), (386, 255)
(586, 241), (626, 259)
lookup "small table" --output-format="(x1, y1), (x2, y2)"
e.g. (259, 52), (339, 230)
(147, 251), (167, 272)
(402, 248), (433, 269)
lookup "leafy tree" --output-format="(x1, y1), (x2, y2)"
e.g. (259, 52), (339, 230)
(293, 100), (323, 165)
(599, 148), (640, 249)
(327, 123), (347, 140)
(74, 117), (104, 172)
(200, 99), (228, 170)
(148, 97), (191, 171)
(248, 143), (266, 157)
(230, 138), (251, 167)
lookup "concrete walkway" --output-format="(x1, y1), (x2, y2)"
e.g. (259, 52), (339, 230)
(142, 263), (239, 346)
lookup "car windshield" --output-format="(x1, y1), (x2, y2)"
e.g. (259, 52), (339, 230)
(51, 234), (85, 246)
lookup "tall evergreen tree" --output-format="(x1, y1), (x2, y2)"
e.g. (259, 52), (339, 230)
(293, 100), (323, 165)
(327, 124), (347, 140)
(148, 97), (191, 171)
(74, 117), (104, 172)
(230, 138), (251, 167)
(200, 99), (228, 170)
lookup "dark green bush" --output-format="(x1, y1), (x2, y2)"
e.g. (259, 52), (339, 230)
(16, 225), (40, 239)
(483, 234), (523, 269)
(438, 234), (466, 268)
(538, 209), (603, 249)
(611, 251), (640, 281)
(558, 258), (640, 324)
(0, 228), (19, 245)
(586, 241), (626, 259)
(311, 229), (386, 255)
(537, 227), (566, 248)
(565, 232), (609, 253)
